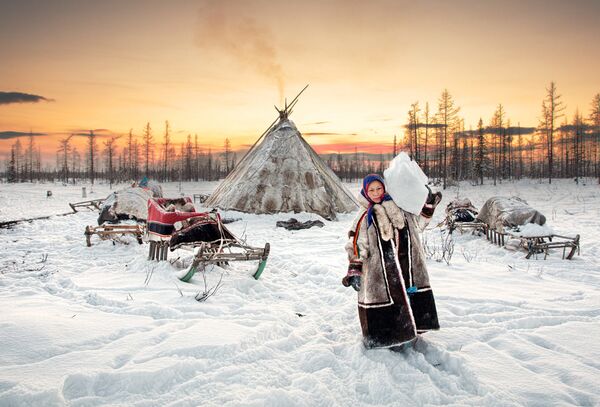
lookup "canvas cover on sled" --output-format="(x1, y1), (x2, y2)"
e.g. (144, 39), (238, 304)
(98, 187), (156, 225)
(476, 196), (546, 231)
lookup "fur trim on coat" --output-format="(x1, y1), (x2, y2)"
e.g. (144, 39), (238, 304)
(346, 193), (436, 306)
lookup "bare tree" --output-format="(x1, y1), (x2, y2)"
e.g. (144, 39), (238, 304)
(13, 138), (23, 181)
(516, 124), (524, 179)
(539, 81), (565, 184)
(490, 104), (506, 186)
(475, 118), (486, 185)
(126, 129), (135, 180)
(87, 130), (97, 186)
(185, 134), (193, 180)
(207, 147), (214, 180)
(572, 109), (584, 184)
(162, 121), (170, 181)
(222, 138), (232, 174)
(7, 146), (17, 182)
(71, 146), (81, 178)
(133, 138), (140, 180)
(194, 134), (200, 181)
(57, 134), (74, 182)
(408, 102), (420, 161)
(104, 135), (121, 188)
(142, 122), (153, 176)
(436, 89), (460, 189)
(423, 102), (431, 174)
(27, 131), (35, 182)
(588, 93), (600, 184)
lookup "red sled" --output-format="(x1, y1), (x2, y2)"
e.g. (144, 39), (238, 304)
(145, 197), (269, 280)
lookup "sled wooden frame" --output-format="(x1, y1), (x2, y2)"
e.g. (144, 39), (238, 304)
(174, 240), (270, 282)
(85, 224), (144, 247)
(484, 227), (580, 260)
(446, 216), (487, 234)
(70, 199), (104, 212)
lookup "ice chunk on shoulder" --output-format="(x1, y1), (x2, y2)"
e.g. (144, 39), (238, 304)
(383, 152), (429, 215)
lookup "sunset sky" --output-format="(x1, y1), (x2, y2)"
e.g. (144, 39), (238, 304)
(1, 0), (600, 163)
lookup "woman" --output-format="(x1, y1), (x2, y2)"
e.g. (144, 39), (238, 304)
(343, 174), (442, 349)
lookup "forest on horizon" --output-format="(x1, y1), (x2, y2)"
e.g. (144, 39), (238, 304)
(3, 84), (600, 188)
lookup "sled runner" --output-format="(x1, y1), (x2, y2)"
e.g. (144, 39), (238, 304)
(146, 198), (269, 279)
(175, 238), (270, 282)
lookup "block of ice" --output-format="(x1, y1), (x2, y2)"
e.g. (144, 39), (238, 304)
(383, 152), (429, 215)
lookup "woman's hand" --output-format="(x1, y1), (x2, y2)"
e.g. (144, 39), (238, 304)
(347, 275), (361, 291)
(342, 260), (362, 291)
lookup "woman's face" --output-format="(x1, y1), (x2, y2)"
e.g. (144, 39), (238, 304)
(367, 181), (385, 203)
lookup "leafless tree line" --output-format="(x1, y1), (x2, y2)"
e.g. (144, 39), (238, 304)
(4, 121), (237, 185)
(373, 84), (599, 187)
(3, 84), (600, 187)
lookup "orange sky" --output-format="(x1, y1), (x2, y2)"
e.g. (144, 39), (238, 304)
(1, 0), (600, 163)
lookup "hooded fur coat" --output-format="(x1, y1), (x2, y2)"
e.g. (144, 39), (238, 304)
(345, 194), (440, 348)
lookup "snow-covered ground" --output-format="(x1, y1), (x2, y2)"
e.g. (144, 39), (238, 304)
(0, 179), (599, 406)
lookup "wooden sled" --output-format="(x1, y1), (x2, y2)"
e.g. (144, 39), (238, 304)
(145, 198), (270, 280)
(70, 199), (104, 212)
(485, 227), (580, 260)
(176, 241), (270, 282)
(446, 216), (487, 234)
(85, 224), (144, 247)
(444, 199), (486, 235)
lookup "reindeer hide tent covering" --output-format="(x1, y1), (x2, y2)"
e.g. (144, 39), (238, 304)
(205, 119), (357, 220)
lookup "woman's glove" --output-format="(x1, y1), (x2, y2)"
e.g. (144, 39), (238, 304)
(342, 260), (362, 292)
(422, 186), (442, 218)
(347, 276), (361, 291)
(425, 185), (443, 206)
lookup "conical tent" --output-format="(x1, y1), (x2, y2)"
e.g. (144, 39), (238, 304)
(205, 118), (357, 220)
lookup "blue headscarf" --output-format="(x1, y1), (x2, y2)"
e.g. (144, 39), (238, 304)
(360, 174), (393, 226)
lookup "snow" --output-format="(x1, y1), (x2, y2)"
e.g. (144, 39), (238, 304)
(0, 179), (599, 406)
(384, 152), (429, 215)
(510, 222), (554, 237)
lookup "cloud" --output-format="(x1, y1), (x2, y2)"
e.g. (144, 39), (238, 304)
(303, 132), (358, 137)
(557, 124), (590, 132)
(483, 126), (536, 136)
(312, 141), (394, 155)
(0, 92), (54, 105)
(0, 131), (48, 140)
(368, 117), (396, 122)
(68, 129), (114, 138)
(302, 121), (331, 126)
(403, 123), (447, 130)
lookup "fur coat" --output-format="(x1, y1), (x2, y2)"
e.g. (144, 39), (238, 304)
(345, 193), (440, 348)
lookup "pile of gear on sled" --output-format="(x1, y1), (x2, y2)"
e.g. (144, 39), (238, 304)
(76, 178), (270, 281)
(443, 196), (580, 260)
